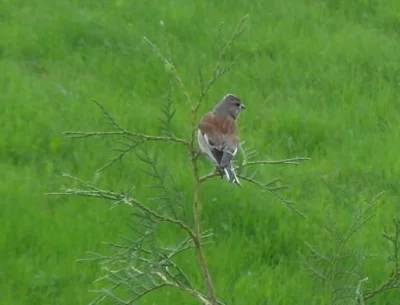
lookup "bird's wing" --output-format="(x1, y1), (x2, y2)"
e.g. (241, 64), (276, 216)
(198, 112), (239, 167)
(197, 129), (220, 165)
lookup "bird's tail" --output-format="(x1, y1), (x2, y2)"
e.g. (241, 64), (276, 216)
(223, 164), (241, 187)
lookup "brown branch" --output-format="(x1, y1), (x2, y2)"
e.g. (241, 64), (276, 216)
(191, 156), (218, 305)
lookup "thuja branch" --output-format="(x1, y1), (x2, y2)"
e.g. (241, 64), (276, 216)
(129, 266), (213, 305)
(190, 15), (249, 151)
(300, 193), (390, 304)
(51, 13), (311, 305)
(194, 14), (249, 113)
(363, 217), (400, 301)
(143, 14), (251, 305)
(46, 174), (196, 241)
(64, 130), (188, 146)
(237, 174), (306, 218)
(186, 21), (256, 300)
(143, 36), (192, 105)
(198, 149), (309, 218)
(64, 99), (188, 146)
(63, 99), (188, 172)
(183, 15), (251, 298)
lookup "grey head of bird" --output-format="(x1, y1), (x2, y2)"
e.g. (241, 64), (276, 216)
(213, 93), (246, 120)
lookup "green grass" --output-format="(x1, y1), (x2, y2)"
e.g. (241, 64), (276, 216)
(1, 0), (400, 304)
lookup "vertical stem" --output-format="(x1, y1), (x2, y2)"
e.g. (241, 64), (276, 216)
(191, 147), (217, 305)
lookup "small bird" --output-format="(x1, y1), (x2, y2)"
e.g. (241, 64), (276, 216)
(197, 93), (246, 187)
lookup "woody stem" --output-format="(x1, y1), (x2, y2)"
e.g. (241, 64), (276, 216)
(190, 139), (218, 305)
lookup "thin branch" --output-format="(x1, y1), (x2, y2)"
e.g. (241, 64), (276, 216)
(64, 130), (188, 146)
(152, 270), (212, 305)
(64, 99), (187, 146)
(363, 217), (400, 301)
(63, 100), (189, 172)
(237, 174), (307, 218)
(241, 157), (311, 167)
(193, 14), (249, 113)
(354, 277), (369, 305)
(137, 147), (186, 220)
(200, 172), (221, 183)
(159, 82), (176, 137)
(143, 36), (192, 105)
(46, 174), (196, 241)
(190, 14), (249, 151)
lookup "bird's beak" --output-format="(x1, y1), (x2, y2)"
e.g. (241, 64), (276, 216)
(241, 104), (246, 110)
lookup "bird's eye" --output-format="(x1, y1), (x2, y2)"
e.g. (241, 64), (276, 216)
(235, 102), (240, 106)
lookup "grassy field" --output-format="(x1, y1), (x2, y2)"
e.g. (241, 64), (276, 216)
(1, 0), (400, 304)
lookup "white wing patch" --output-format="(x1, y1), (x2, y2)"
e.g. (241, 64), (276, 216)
(197, 129), (219, 165)
(232, 147), (237, 156)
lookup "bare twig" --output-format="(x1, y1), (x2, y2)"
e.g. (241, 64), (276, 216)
(241, 157), (311, 167)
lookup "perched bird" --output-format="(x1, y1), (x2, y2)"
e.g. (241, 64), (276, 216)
(197, 93), (246, 187)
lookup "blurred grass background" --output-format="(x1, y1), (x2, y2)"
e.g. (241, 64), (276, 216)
(1, 0), (400, 304)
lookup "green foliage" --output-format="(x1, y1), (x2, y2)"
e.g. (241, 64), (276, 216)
(1, 0), (400, 304)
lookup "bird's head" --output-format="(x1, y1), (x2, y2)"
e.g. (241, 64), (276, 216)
(214, 93), (246, 119)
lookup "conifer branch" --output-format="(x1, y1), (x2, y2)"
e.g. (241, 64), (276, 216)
(49, 14), (312, 305)
(194, 14), (249, 113)
(363, 217), (400, 301)
(46, 174), (196, 240)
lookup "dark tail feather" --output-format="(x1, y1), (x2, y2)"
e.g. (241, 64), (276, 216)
(220, 151), (233, 169)
(223, 165), (241, 187)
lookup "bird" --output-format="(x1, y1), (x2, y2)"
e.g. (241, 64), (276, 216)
(197, 93), (246, 187)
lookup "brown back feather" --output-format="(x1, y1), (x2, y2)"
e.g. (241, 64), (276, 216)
(199, 112), (239, 146)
